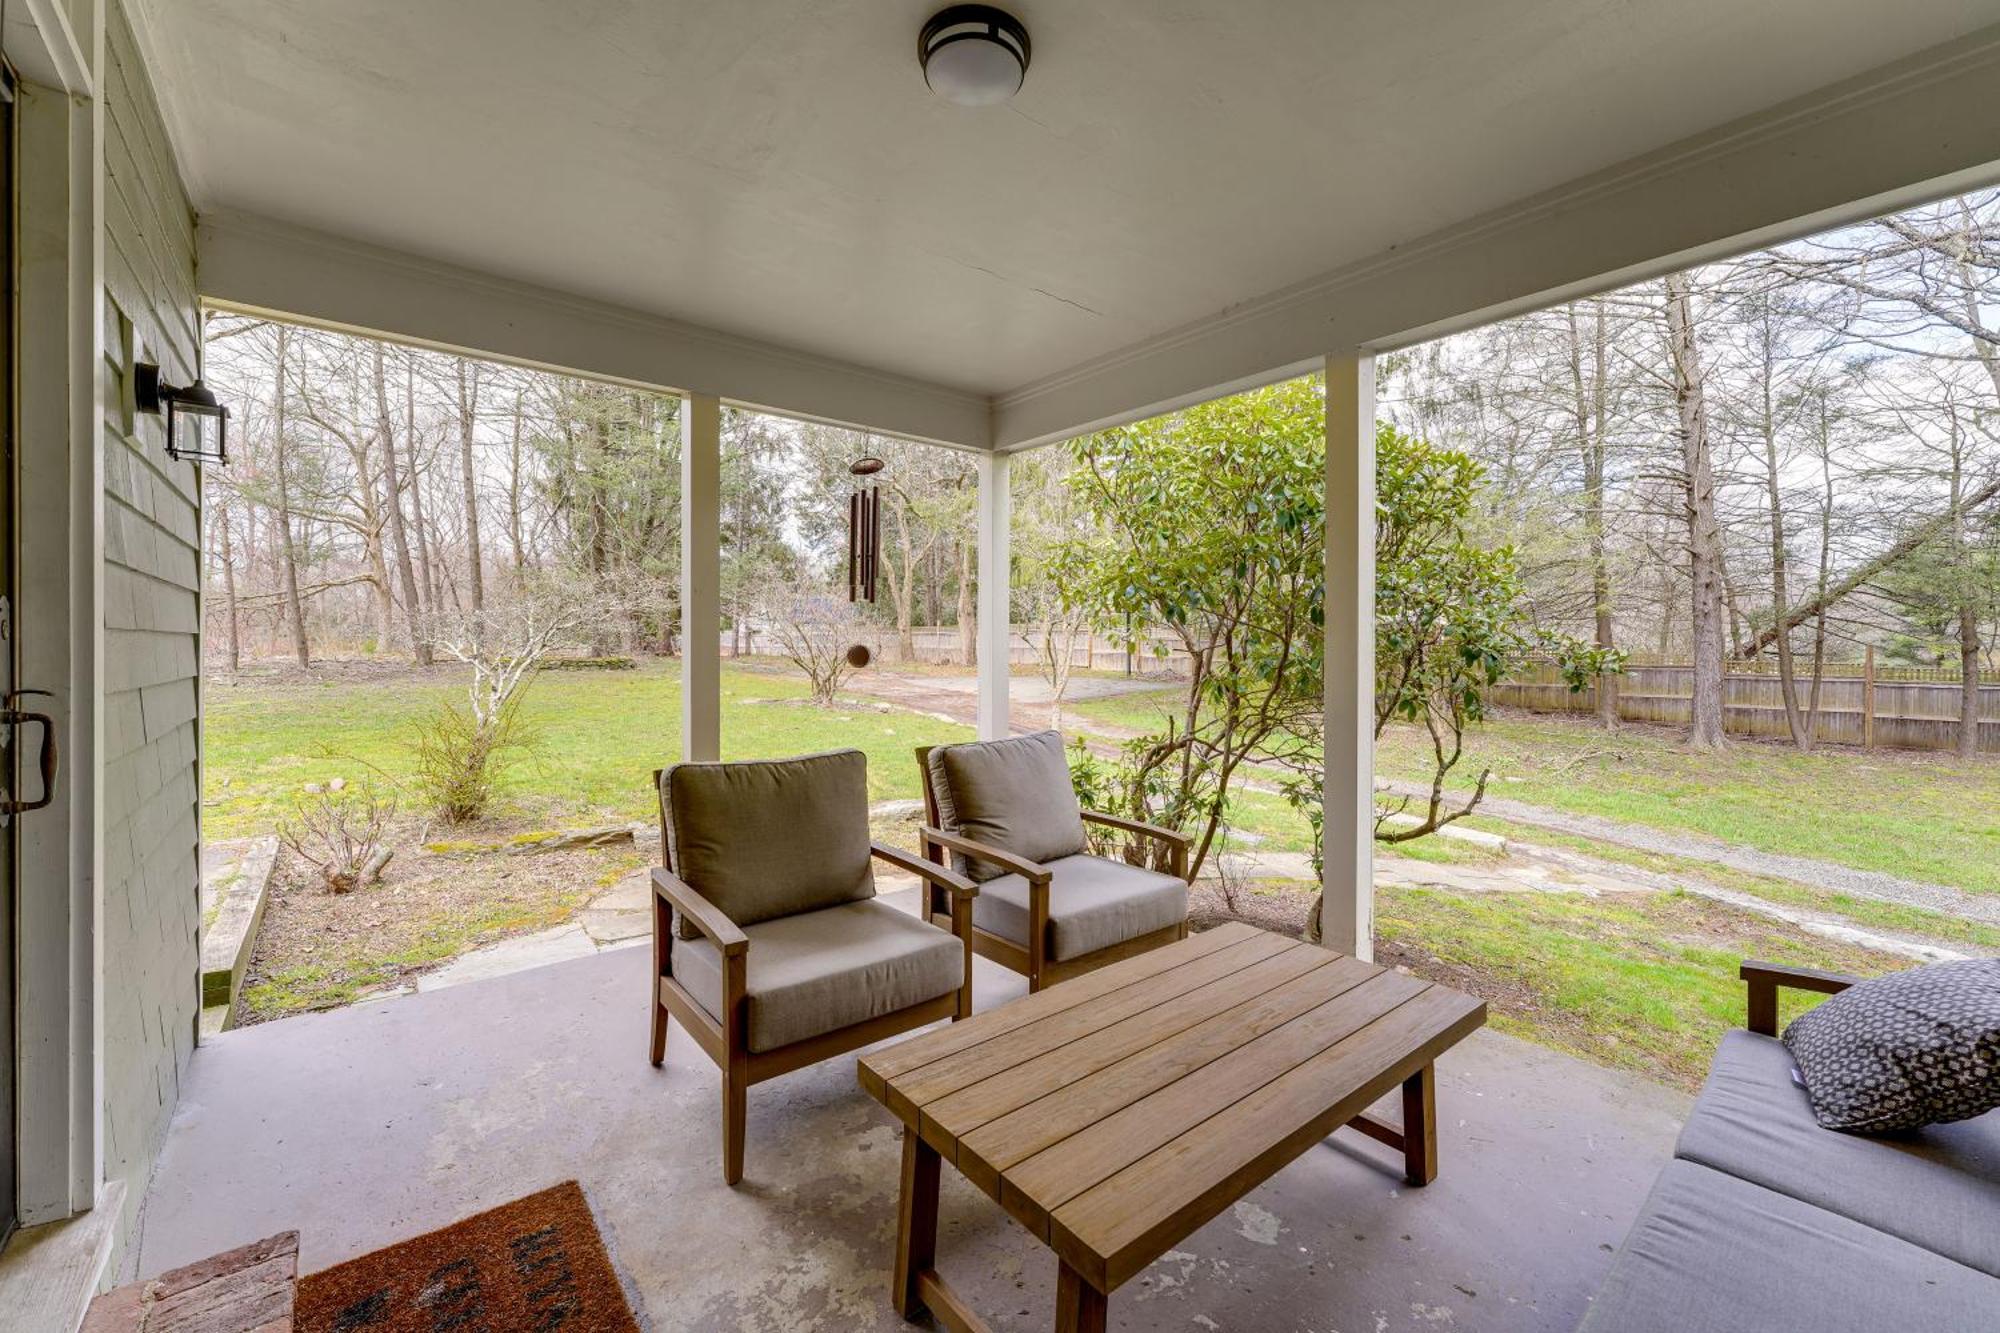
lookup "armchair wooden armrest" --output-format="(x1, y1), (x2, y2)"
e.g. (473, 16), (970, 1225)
(872, 841), (978, 900)
(920, 826), (1053, 885)
(652, 867), (748, 957)
(1741, 959), (1857, 1036)
(1082, 809), (1191, 879)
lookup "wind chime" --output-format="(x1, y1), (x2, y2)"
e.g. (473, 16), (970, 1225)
(847, 456), (884, 603)
(845, 456), (885, 669)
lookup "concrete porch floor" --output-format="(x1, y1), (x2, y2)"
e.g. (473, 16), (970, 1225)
(135, 908), (1690, 1332)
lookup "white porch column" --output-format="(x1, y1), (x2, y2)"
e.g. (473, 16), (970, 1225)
(975, 451), (1012, 739)
(681, 392), (721, 761)
(1323, 354), (1375, 959)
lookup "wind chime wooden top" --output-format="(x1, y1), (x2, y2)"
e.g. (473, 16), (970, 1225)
(849, 456), (884, 603)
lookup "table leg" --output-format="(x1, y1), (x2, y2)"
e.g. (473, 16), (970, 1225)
(1402, 1062), (1438, 1186)
(892, 1128), (941, 1319)
(1054, 1260), (1107, 1333)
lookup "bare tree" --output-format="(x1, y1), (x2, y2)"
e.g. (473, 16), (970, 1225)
(1663, 273), (1728, 748)
(373, 342), (432, 663)
(763, 585), (866, 706)
(455, 359), (485, 615)
(1566, 299), (1622, 726)
(269, 323), (312, 667)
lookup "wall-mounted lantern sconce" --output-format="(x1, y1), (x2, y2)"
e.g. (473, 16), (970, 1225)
(135, 362), (230, 464)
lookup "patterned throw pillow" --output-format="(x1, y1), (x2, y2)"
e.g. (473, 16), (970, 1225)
(1782, 959), (2000, 1133)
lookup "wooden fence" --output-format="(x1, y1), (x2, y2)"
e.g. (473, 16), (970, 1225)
(1491, 658), (2000, 754)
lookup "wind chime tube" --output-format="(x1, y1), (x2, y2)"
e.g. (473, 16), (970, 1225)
(848, 491), (860, 602)
(865, 486), (880, 603)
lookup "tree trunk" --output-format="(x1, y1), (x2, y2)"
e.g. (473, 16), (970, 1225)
(1959, 605), (1982, 759)
(1950, 445), (1980, 759)
(1664, 274), (1726, 749)
(506, 395), (528, 581)
(270, 325), (312, 667)
(217, 502), (242, 673)
(883, 498), (917, 662)
(373, 344), (432, 664)
(1757, 306), (1811, 749)
(1804, 426), (1834, 735)
(587, 412), (613, 656)
(456, 360), (484, 614)
(957, 537), (976, 668)
(1742, 473), (2000, 657)
(406, 354), (443, 617)
(1568, 301), (1619, 727)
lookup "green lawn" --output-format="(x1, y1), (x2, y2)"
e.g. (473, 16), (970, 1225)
(1072, 684), (2000, 897)
(1376, 885), (1900, 1090)
(1068, 681), (1193, 735)
(204, 660), (974, 839)
(1378, 713), (2000, 897)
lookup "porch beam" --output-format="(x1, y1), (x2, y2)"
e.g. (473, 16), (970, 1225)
(1321, 354), (1375, 960)
(975, 453), (1011, 739)
(681, 393), (721, 763)
(196, 210), (990, 451)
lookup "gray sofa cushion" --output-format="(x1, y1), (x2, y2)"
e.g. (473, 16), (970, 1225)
(974, 853), (1187, 962)
(1578, 1160), (2000, 1333)
(1676, 1028), (2000, 1277)
(663, 750), (874, 940)
(673, 899), (962, 1053)
(934, 730), (1088, 881)
(1782, 958), (2000, 1132)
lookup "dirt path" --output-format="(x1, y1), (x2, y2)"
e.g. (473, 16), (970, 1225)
(1377, 778), (2000, 929)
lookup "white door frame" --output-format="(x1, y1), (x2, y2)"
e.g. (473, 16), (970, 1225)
(9, 0), (105, 1227)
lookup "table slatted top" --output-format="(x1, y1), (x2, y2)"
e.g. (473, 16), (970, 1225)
(858, 922), (1486, 1291)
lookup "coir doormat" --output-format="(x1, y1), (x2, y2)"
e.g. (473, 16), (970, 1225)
(296, 1181), (639, 1332)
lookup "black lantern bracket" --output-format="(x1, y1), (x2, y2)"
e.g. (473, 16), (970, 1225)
(135, 362), (230, 465)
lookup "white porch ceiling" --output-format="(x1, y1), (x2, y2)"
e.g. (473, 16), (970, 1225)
(137, 1), (2000, 443)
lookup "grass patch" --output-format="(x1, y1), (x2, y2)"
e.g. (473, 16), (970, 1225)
(1456, 814), (2000, 953)
(1379, 713), (2000, 897)
(205, 659), (975, 838)
(1376, 885), (1906, 1091)
(1067, 683), (1190, 735)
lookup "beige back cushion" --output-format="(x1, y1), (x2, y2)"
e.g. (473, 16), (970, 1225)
(924, 748), (973, 878)
(935, 730), (1088, 881)
(663, 749), (875, 938)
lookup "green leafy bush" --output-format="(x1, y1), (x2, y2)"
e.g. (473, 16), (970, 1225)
(410, 694), (532, 823)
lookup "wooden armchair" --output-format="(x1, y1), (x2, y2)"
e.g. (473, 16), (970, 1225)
(648, 749), (977, 1185)
(1740, 960), (1857, 1036)
(916, 731), (1192, 993)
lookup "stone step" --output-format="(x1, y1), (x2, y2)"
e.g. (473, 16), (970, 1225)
(84, 1231), (297, 1332)
(199, 836), (279, 1034)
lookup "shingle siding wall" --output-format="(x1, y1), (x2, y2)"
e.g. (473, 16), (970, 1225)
(100, 0), (201, 1224)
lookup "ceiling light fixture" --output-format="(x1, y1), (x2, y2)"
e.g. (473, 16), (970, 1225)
(919, 5), (1030, 107)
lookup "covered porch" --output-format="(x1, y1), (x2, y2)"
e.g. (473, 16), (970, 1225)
(3, 2), (1999, 1330)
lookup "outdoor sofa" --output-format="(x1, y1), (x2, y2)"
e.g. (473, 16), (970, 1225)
(1579, 961), (2000, 1331)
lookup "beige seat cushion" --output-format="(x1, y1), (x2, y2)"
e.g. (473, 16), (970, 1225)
(673, 900), (964, 1053)
(974, 853), (1188, 962)
(934, 730), (1088, 881)
(663, 749), (874, 939)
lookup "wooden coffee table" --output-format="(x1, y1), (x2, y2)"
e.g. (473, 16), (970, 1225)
(858, 922), (1487, 1332)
